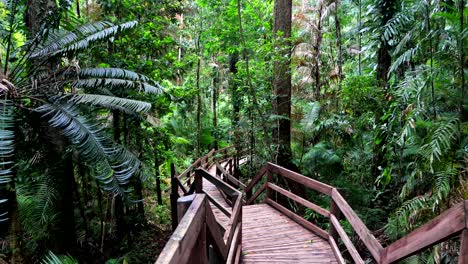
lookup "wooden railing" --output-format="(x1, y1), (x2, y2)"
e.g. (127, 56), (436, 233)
(174, 146), (236, 195)
(245, 162), (468, 264)
(157, 168), (243, 264)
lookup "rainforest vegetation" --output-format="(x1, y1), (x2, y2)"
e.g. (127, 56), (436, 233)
(0, 0), (466, 263)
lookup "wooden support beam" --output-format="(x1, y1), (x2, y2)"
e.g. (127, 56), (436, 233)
(266, 162), (334, 195)
(267, 182), (330, 217)
(177, 194), (196, 223)
(245, 165), (268, 198)
(246, 182), (266, 205)
(330, 214), (364, 264)
(205, 199), (228, 259)
(459, 229), (468, 264)
(331, 189), (383, 262)
(329, 235), (345, 264)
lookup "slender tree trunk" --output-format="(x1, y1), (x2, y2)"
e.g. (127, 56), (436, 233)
(7, 183), (23, 264)
(112, 111), (127, 243)
(314, 3), (324, 98)
(229, 52), (241, 159)
(335, 0), (343, 90)
(426, 1), (436, 118)
(358, 0), (362, 75)
(459, 0), (465, 118)
(196, 57), (202, 157)
(373, 0), (396, 178)
(212, 63), (219, 150)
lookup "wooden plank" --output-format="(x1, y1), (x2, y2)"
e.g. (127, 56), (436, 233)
(330, 214), (364, 264)
(246, 182), (266, 205)
(226, 223), (242, 264)
(459, 229), (468, 264)
(156, 194), (207, 264)
(225, 195), (243, 245)
(205, 199), (228, 259)
(245, 165), (268, 194)
(266, 163), (333, 195)
(265, 198), (328, 239)
(331, 188), (383, 262)
(329, 199), (341, 242)
(234, 243), (242, 264)
(177, 157), (202, 180)
(204, 191), (231, 217)
(382, 201), (466, 264)
(267, 183), (330, 217)
(196, 168), (239, 197)
(328, 236), (345, 264)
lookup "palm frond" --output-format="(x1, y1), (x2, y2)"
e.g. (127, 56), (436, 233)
(65, 93), (151, 114)
(71, 78), (164, 95)
(36, 102), (141, 193)
(41, 251), (78, 264)
(0, 99), (15, 222)
(31, 21), (138, 59)
(76, 68), (149, 82)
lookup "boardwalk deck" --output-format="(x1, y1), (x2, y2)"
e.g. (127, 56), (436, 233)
(242, 204), (338, 263)
(162, 150), (468, 264)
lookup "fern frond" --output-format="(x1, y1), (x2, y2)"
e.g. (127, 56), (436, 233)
(301, 102), (321, 129)
(41, 251), (78, 264)
(420, 117), (459, 166)
(65, 93), (152, 114)
(31, 21), (138, 59)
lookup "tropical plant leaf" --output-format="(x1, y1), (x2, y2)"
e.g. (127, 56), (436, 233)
(71, 78), (164, 95)
(0, 99), (14, 222)
(36, 102), (142, 193)
(31, 21), (138, 59)
(41, 251), (79, 264)
(64, 93), (152, 114)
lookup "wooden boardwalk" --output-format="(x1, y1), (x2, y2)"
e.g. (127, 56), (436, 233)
(242, 204), (338, 263)
(159, 148), (468, 264)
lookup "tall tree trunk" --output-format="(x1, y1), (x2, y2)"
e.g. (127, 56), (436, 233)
(229, 52), (242, 165)
(313, 3), (324, 98)
(212, 63), (219, 150)
(373, 0), (396, 178)
(358, 0), (362, 75)
(196, 57), (202, 157)
(335, 0), (343, 90)
(460, 0), (466, 120)
(273, 0), (293, 166)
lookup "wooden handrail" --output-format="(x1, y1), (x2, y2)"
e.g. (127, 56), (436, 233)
(244, 162), (468, 264)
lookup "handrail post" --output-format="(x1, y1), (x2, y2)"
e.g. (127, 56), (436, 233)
(170, 163), (179, 231)
(458, 229), (467, 264)
(177, 194), (196, 222)
(195, 170), (203, 193)
(329, 192), (342, 242)
(266, 171), (273, 200)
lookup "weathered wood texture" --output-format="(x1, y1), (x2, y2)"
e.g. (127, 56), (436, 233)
(241, 204), (338, 264)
